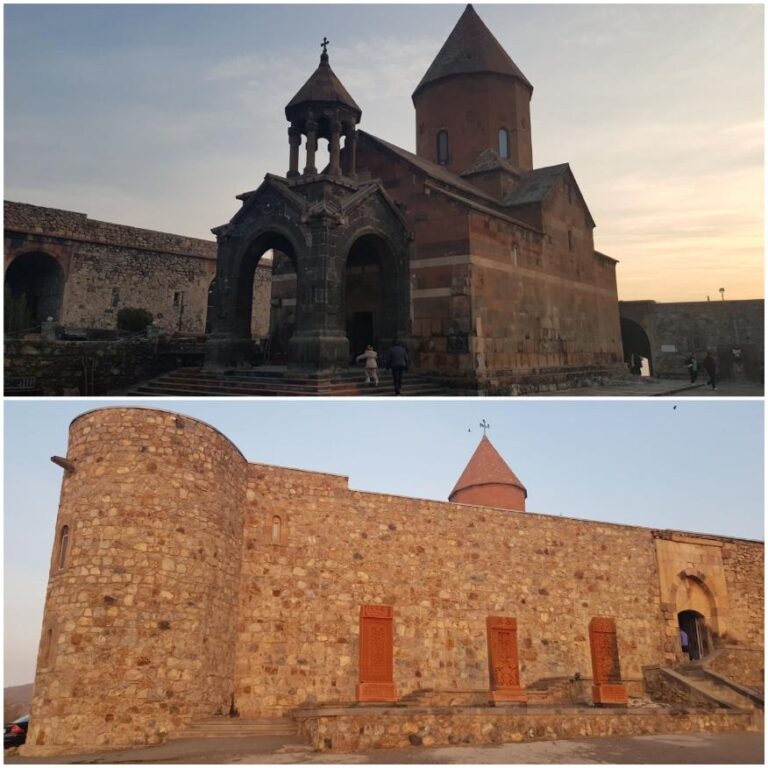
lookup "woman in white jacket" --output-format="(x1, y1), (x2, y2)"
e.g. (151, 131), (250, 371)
(355, 345), (379, 386)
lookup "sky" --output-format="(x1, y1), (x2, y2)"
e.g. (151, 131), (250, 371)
(3, 398), (764, 686)
(3, 3), (764, 303)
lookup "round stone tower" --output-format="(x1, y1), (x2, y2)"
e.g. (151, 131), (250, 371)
(24, 407), (248, 756)
(449, 433), (527, 512)
(412, 4), (534, 175)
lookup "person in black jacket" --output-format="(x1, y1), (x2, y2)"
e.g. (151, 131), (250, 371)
(387, 340), (409, 395)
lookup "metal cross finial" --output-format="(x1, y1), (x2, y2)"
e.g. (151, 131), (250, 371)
(479, 419), (490, 436)
(321, 37), (330, 55)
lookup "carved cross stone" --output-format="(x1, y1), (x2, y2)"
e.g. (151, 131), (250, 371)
(357, 604), (397, 703)
(588, 617), (628, 707)
(486, 616), (527, 705)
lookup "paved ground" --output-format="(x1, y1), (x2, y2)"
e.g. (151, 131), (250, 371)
(7, 731), (763, 764)
(537, 378), (764, 397)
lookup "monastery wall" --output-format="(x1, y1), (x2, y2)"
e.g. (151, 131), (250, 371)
(4, 201), (271, 337)
(236, 463), (670, 718)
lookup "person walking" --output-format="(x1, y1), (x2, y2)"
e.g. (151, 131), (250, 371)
(387, 339), (409, 396)
(355, 344), (379, 386)
(703, 351), (717, 390)
(685, 353), (699, 383)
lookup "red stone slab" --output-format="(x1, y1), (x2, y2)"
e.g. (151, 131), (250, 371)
(486, 616), (527, 705)
(588, 617), (628, 707)
(357, 604), (397, 703)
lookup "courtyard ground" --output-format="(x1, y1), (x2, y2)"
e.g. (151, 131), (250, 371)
(537, 379), (764, 397)
(6, 731), (763, 764)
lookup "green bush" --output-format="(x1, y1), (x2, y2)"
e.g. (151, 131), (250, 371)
(117, 307), (154, 333)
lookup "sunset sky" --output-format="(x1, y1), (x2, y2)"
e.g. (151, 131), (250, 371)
(4, 3), (764, 302)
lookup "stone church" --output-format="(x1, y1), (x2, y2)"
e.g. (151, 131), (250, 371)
(24, 407), (763, 755)
(206, 4), (624, 390)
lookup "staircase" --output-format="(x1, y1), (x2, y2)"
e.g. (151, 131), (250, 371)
(675, 662), (762, 710)
(168, 716), (299, 741)
(127, 366), (451, 397)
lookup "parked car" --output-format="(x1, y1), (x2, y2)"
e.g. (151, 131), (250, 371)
(4, 715), (29, 748)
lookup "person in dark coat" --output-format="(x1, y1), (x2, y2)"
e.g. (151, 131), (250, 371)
(387, 339), (409, 396)
(685, 353), (699, 383)
(703, 351), (717, 390)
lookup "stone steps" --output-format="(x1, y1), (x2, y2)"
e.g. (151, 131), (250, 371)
(169, 717), (298, 740)
(680, 668), (759, 710)
(127, 367), (449, 397)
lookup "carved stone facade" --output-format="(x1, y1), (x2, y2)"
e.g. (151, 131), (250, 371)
(24, 407), (763, 755)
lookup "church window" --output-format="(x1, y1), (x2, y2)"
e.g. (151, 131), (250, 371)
(271, 516), (282, 544)
(57, 525), (70, 570)
(498, 128), (510, 159)
(437, 130), (449, 165)
(568, 230), (574, 252)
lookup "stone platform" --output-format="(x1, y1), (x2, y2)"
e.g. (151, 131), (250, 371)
(293, 704), (761, 752)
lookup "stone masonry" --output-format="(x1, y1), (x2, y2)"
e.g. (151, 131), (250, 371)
(24, 407), (764, 755)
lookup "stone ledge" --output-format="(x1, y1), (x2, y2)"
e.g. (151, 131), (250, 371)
(294, 706), (762, 752)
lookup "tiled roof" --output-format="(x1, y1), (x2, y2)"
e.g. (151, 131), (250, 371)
(286, 53), (361, 119)
(502, 163), (570, 206)
(460, 148), (519, 177)
(413, 4), (532, 98)
(450, 435), (527, 498)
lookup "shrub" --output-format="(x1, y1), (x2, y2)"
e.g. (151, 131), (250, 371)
(117, 307), (154, 333)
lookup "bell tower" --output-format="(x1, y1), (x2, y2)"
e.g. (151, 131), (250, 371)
(285, 38), (362, 178)
(412, 4), (533, 175)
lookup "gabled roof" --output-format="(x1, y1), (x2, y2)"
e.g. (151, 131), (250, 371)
(358, 131), (502, 205)
(450, 435), (527, 499)
(413, 4), (532, 98)
(285, 52), (361, 120)
(503, 163), (595, 227)
(460, 148), (520, 177)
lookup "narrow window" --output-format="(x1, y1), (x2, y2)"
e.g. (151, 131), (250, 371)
(271, 516), (282, 545)
(568, 230), (574, 252)
(58, 525), (69, 570)
(498, 128), (510, 159)
(111, 288), (120, 307)
(437, 130), (449, 165)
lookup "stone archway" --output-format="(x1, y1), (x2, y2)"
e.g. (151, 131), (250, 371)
(344, 233), (403, 363)
(5, 251), (65, 332)
(678, 609), (710, 660)
(620, 317), (652, 375)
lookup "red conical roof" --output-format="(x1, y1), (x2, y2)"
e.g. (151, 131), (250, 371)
(413, 4), (532, 98)
(450, 435), (527, 499)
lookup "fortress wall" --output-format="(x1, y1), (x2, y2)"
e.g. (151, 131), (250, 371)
(722, 538), (765, 647)
(234, 463), (667, 717)
(24, 408), (247, 756)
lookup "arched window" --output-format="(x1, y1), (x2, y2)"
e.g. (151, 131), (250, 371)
(498, 128), (510, 159)
(436, 130), (449, 165)
(57, 525), (69, 570)
(271, 516), (282, 545)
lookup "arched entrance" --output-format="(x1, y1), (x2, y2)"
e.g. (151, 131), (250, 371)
(620, 317), (653, 376)
(344, 234), (401, 362)
(678, 610), (710, 660)
(267, 251), (297, 364)
(4, 252), (64, 332)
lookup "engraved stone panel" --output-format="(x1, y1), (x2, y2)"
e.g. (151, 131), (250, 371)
(588, 616), (628, 707)
(486, 616), (527, 705)
(357, 604), (397, 702)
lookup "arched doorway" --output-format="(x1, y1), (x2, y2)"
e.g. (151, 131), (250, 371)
(267, 250), (297, 364)
(678, 610), (710, 660)
(4, 252), (64, 332)
(344, 234), (400, 363)
(620, 317), (653, 376)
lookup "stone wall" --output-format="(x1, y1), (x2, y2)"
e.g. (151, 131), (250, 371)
(4, 338), (205, 396)
(235, 464), (669, 718)
(4, 201), (272, 337)
(722, 539), (764, 648)
(295, 705), (760, 752)
(24, 409), (248, 756)
(619, 299), (764, 381)
(707, 647), (764, 690)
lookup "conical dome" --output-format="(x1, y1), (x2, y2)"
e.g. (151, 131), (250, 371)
(449, 435), (527, 512)
(413, 4), (532, 98)
(285, 50), (362, 123)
